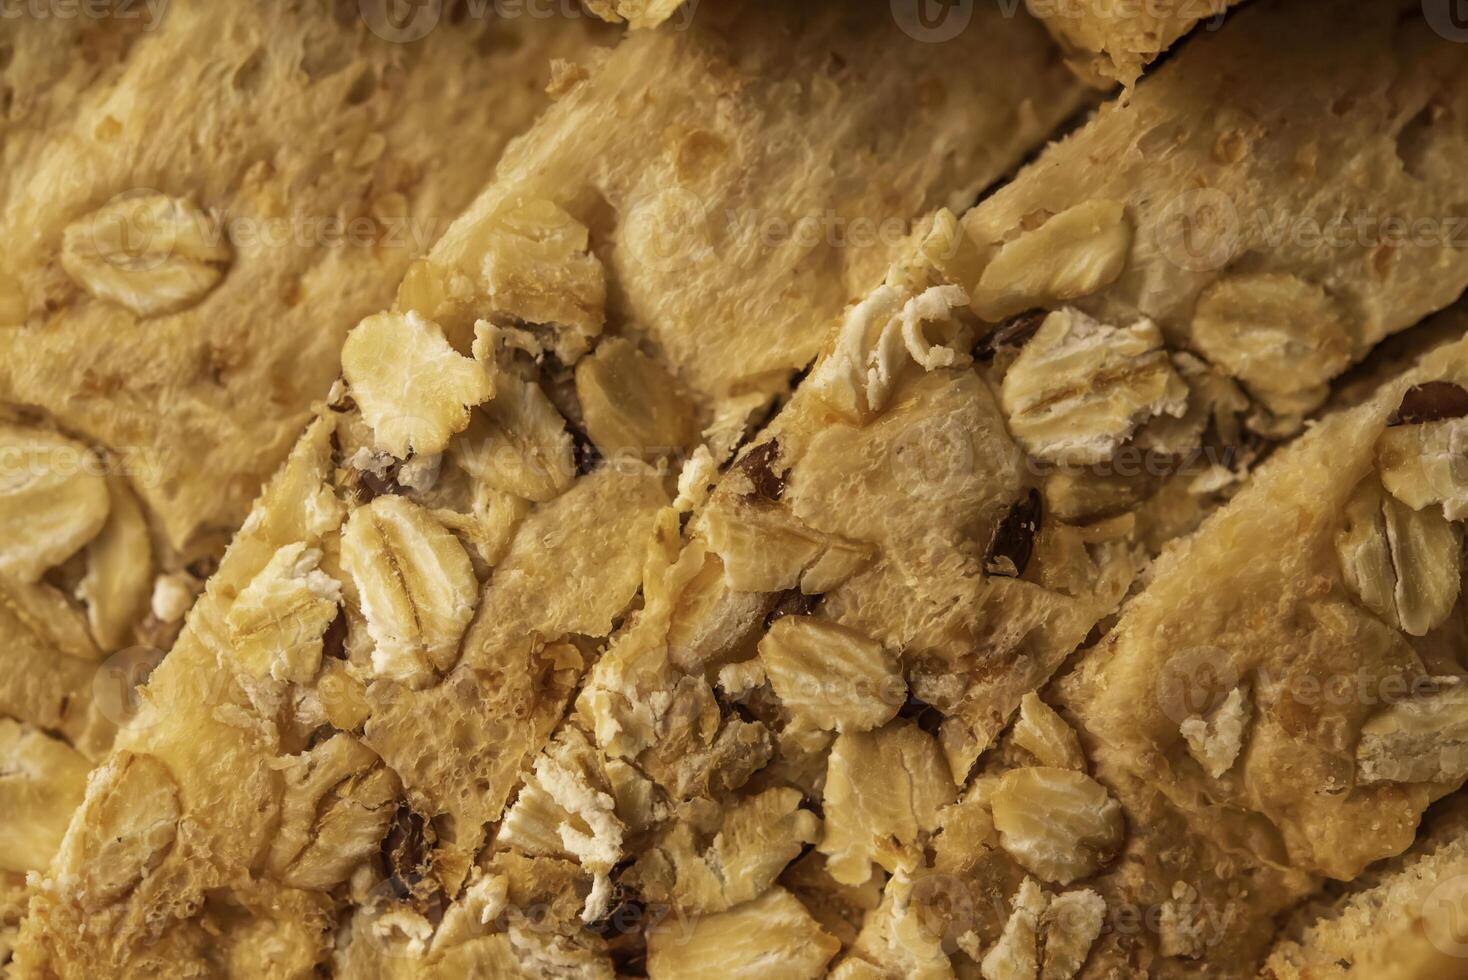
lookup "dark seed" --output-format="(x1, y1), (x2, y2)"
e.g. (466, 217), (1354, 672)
(898, 694), (944, 737)
(321, 612), (348, 661)
(762, 588), (819, 628)
(975, 309), (1046, 362)
(568, 423), (601, 476)
(185, 556), (219, 580)
(984, 488), (1042, 578)
(1388, 381), (1468, 426)
(736, 439), (787, 501)
(380, 803), (432, 892)
(354, 460), (403, 503)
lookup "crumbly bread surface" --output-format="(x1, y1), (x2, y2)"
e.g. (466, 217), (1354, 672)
(1027, 0), (1244, 86)
(544, 1), (1468, 971)
(1058, 322), (1468, 875)
(1261, 794), (1468, 980)
(12, 4), (1084, 976)
(0, 3), (605, 760)
(0, 5), (605, 969)
(19, 1), (1468, 978)
(968, 0), (1468, 437)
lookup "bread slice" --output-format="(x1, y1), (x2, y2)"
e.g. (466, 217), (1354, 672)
(1262, 792), (1468, 980)
(329, 2), (1468, 974)
(760, 0), (1468, 791)
(0, 4), (606, 761)
(481, 2), (1468, 975)
(457, 1), (1468, 974)
(968, 0), (1468, 436)
(0, 5), (605, 969)
(1039, 310), (1468, 975)
(13, 4), (1085, 976)
(745, 310), (1468, 980)
(32, 0), (1468, 974)
(1028, 0), (1243, 86)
